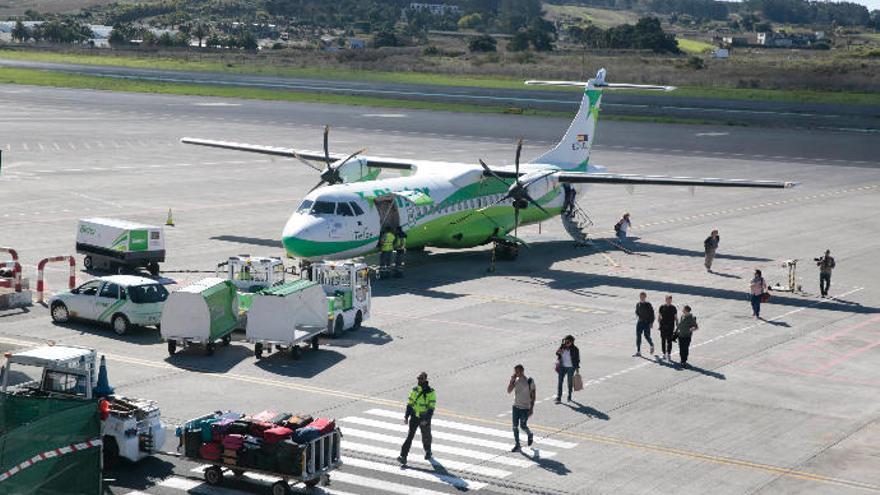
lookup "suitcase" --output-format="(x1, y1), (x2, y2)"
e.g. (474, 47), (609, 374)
(307, 418), (336, 435)
(243, 435), (263, 448)
(222, 434), (245, 450)
(263, 426), (293, 444)
(276, 440), (305, 475)
(271, 412), (293, 425)
(199, 442), (222, 461)
(293, 426), (320, 443)
(200, 419), (219, 442)
(227, 420), (250, 436)
(184, 429), (203, 458)
(249, 421), (274, 438)
(211, 418), (236, 442)
(285, 414), (314, 430)
(248, 410), (277, 423)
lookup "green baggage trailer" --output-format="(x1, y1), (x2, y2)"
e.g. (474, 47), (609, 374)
(160, 278), (241, 356)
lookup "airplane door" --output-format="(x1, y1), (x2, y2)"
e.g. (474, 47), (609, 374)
(374, 196), (400, 232)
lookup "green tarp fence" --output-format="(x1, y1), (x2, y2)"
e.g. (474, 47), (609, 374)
(0, 393), (101, 495)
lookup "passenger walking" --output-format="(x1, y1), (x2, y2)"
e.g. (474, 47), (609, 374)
(634, 292), (655, 357)
(658, 295), (678, 361)
(614, 213), (632, 243)
(397, 372), (436, 465)
(816, 249), (836, 298)
(507, 364), (535, 452)
(555, 335), (580, 404)
(749, 270), (768, 319)
(704, 229), (720, 272)
(675, 305), (699, 368)
(379, 229), (395, 278)
(393, 226), (407, 278)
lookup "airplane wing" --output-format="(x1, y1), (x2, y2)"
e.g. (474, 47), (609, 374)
(180, 138), (414, 171)
(556, 172), (797, 189)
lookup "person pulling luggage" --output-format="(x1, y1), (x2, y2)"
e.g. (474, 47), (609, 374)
(398, 371), (436, 465)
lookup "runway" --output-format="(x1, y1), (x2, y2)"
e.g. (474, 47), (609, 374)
(2, 57), (879, 130)
(1, 84), (879, 495)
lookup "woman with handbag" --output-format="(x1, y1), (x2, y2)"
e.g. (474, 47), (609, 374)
(555, 335), (580, 403)
(749, 269), (768, 319)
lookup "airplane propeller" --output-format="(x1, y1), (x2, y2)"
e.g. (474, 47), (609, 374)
(456, 139), (550, 238)
(295, 126), (367, 194)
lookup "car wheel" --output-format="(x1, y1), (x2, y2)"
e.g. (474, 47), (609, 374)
(221, 334), (232, 346)
(147, 262), (160, 277)
(111, 314), (129, 336)
(83, 256), (93, 270)
(353, 310), (363, 330)
(272, 481), (290, 495)
(50, 302), (69, 323)
(333, 315), (344, 337)
(167, 340), (177, 355)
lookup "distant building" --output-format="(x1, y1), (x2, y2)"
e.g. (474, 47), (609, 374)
(407, 3), (462, 16)
(722, 36), (748, 47)
(713, 48), (730, 58)
(349, 38), (366, 49)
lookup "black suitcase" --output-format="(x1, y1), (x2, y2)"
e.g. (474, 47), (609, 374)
(184, 429), (202, 458)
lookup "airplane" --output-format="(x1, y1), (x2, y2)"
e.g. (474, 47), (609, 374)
(181, 69), (796, 263)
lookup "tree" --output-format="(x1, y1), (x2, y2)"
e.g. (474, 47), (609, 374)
(508, 30), (529, 51)
(468, 34), (497, 52)
(372, 29), (401, 48)
(192, 23), (208, 47)
(239, 30), (258, 50)
(458, 13), (484, 30)
(11, 21), (29, 42)
(498, 0), (543, 33)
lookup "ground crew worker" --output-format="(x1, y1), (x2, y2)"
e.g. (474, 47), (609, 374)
(393, 226), (407, 277)
(816, 249), (836, 298)
(398, 371), (435, 465)
(379, 228), (395, 278)
(238, 261), (253, 281)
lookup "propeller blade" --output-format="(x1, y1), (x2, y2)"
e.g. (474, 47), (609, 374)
(323, 125), (331, 168)
(514, 207), (520, 238)
(514, 138), (523, 183)
(306, 179), (326, 195)
(478, 159), (507, 185)
(523, 192), (549, 215)
(333, 148), (367, 170)
(291, 151), (323, 172)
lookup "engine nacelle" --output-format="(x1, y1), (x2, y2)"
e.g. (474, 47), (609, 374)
(335, 157), (382, 183)
(515, 171), (559, 202)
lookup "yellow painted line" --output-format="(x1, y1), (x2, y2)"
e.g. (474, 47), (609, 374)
(600, 253), (619, 268)
(2, 336), (878, 492)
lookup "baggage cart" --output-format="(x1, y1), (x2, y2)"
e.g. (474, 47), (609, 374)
(178, 415), (342, 495)
(76, 218), (165, 276)
(245, 279), (328, 359)
(160, 278), (241, 356)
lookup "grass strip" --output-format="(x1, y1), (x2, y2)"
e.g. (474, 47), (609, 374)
(0, 66), (749, 127)
(2, 48), (879, 106)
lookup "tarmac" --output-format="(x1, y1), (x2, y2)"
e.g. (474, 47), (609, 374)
(0, 84), (879, 495)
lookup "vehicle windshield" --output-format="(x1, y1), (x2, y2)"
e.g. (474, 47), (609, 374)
(128, 284), (169, 304)
(2, 363), (43, 391)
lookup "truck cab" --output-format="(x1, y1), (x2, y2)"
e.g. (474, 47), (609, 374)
(307, 261), (371, 337)
(0, 345), (165, 466)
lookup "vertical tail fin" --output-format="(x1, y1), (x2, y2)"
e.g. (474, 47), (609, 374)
(526, 70), (675, 171)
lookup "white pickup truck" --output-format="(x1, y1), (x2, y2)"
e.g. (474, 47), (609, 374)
(0, 345), (165, 467)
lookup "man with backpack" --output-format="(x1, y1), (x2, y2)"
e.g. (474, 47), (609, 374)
(398, 371), (435, 465)
(614, 213), (631, 243)
(704, 229), (720, 272)
(507, 364), (535, 452)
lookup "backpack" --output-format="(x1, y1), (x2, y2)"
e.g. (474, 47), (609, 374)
(614, 221), (622, 233)
(704, 236), (713, 249)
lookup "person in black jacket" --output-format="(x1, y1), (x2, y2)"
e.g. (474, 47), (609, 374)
(555, 335), (580, 403)
(635, 292), (655, 357)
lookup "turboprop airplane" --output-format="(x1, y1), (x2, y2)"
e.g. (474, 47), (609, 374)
(182, 69), (796, 262)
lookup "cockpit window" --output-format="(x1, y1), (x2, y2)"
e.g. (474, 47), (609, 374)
(349, 202), (364, 216)
(336, 203), (354, 216)
(312, 201), (336, 215)
(297, 200), (314, 213)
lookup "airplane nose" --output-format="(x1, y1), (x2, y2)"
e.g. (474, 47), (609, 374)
(282, 215), (327, 259)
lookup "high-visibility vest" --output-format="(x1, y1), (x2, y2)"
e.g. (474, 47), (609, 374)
(407, 385), (436, 417)
(380, 232), (395, 252)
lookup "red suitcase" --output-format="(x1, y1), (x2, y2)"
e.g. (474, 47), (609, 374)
(307, 418), (336, 435)
(248, 421), (274, 438)
(222, 434), (245, 450)
(263, 426), (293, 444)
(199, 442), (222, 461)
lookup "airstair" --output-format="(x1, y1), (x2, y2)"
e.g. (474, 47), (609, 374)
(561, 202), (593, 246)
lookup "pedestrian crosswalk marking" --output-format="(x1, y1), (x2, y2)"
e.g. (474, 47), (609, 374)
(343, 457), (486, 490)
(341, 417), (557, 458)
(343, 441), (512, 478)
(364, 409), (578, 449)
(341, 427), (534, 467)
(331, 471), (452, 495)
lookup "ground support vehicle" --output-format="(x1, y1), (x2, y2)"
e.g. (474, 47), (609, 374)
(48, 275), (168, 335)
(0, 346), (165, 466)
(307, 261), (371, 337)
(160, 278), (241, 356)
(177, 412), (341, 495)
(245, 279), (328, 359)
(76, 218), (165, 276)
(218, 255), (286, 294)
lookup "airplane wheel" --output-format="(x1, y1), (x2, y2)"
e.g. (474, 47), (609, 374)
(311, 336), (319, 350)
(290, 345), (302, 360)
(255, 342), (263, 359)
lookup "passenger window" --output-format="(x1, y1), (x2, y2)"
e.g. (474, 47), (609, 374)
(349, 202), (364, 216)
(336, 203), (354, 216)
(99, 283), (120, 299)
(77, 280), (102, 296)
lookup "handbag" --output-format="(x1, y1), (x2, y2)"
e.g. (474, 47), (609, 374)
(554, 360), (561, 373)
(761, 292), (771, 303)
(572, 372), (583, 392)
